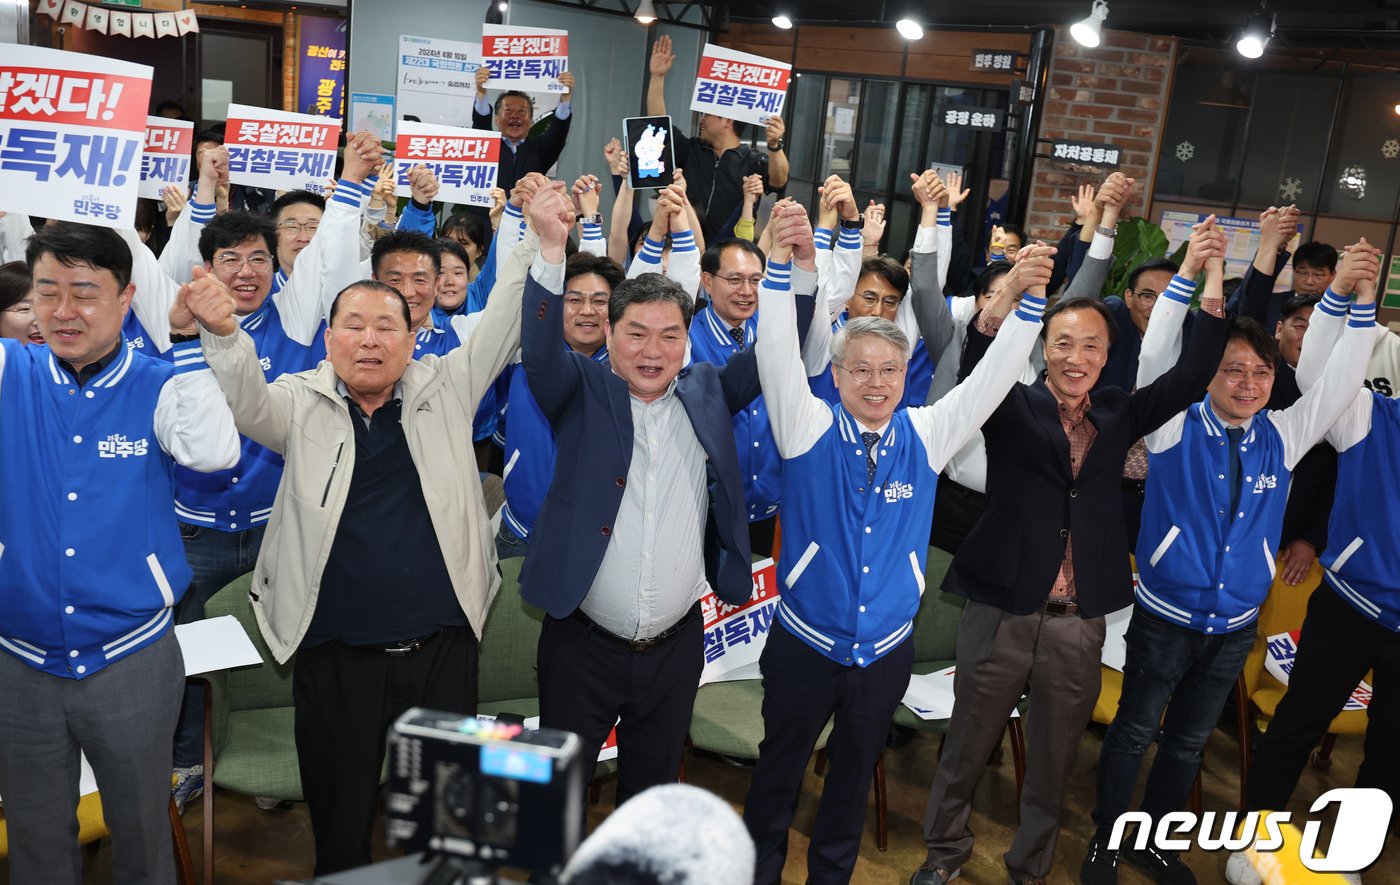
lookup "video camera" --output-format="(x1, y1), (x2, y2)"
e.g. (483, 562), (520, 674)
(384, 708), (588, 881)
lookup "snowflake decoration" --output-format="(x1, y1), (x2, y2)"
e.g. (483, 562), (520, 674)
(1339, 165), (1367, 200)
(1174, 141), (1195, 162)
(1278, 177), (1303, 202)
(1384, 139), (1400, 159)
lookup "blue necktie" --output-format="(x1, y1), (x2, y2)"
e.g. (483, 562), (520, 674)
(861, 431), (880, 483)
(1226, 426), (1245, 518)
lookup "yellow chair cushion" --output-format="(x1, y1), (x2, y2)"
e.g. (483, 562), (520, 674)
(1093, 666), (1124, 726)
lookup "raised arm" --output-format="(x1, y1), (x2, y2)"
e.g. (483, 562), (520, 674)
(908, 170), (955, 361)
(0, 211), (34, 263)
(764, 116), (789, 190)
(817, 175), (863, 319)
(521, 184), (584, 421)
(646, 35), (673, 117)
(756, 200), (836, 458)
(1226, 205), (1298, 322)
(1296, 240), (1376, 391)
(1063, 172), (1132, 300)
(395, 164), (440, 234)
(956, 242), (1057, 384)
(625, 183), (699, 298)
(186, 266), (295, 455)
(159, 147), (223, 284)
(1136, 218), (1225, 388)
(153, 271), (240, 471)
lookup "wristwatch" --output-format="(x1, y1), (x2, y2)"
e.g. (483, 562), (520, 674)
(577, 212), (603, 225)
(767, 139), (784, 152)
(1097, 224), (1118, 237)
(838, 216), (865, 230)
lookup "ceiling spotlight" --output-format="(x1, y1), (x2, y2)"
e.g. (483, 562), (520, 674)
(1236, 4), (1275, 59)
(772, 14), (793, 29)
(895, 18), (924, 40)
(635, 0), (657, 24)
(1070, 1), (1109, 48)
(497, 1), (508, 9)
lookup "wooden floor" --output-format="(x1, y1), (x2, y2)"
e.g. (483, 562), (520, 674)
(7, 723), (1398, 884)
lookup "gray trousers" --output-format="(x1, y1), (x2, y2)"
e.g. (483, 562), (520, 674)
(0, 630), (184, 885)
(922, 600), (1105, 880)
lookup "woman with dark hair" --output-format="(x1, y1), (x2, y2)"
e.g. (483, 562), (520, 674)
(0, 260), (40, 345)
(438, 212), (491, 283)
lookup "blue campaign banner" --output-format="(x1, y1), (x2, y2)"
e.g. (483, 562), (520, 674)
(297, 15), (346, 119)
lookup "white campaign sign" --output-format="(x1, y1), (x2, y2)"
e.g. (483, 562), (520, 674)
(689, 43), (790, 128)
(223, 103), (341, 195)
(397, 34), (482, 128)
(482, 24), (569, 94)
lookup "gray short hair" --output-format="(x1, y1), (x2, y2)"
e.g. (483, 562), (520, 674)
(832, 316), (910, 366)
(608, 272), (694, 328)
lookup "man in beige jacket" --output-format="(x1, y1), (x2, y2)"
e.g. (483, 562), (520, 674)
(187, 183), (574, 875)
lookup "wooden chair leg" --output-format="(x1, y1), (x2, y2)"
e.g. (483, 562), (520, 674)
(873, 753), (888, 852)
(814, 747), (828, 777)
(1008, 718), (1026, 802)
(200, 679), (215, 885)
(1311, 732), (1338, 771)
(169, 797), (195, 885)
(677, 753), (687, 784)
(1234, 673), (1252, 811)
(1191, 770), (1203, 817)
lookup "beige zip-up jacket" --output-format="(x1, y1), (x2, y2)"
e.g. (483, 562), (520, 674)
(199, 231), (539, 663)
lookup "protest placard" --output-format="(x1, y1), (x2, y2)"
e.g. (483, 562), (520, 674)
(698, 558), (781, 685)
(0, 46), (152, 228)
(398, 34), (482, 128)
(138, 116), (193, 200)
(224, 103), (341, 195)
(394, 120), (500, 208)
(1264, 631), (1372, 710)
(689, 43), (790, 128)
(482, 24), (569, 94)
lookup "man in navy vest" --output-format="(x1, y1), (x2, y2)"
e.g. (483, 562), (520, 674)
(0, 223), (238, 884)
(1225, 256), (1399, 884)
(1081, 240), (1379, 885)
(747, 199), (1054, 885)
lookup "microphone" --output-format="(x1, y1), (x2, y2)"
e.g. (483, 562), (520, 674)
(560, 784), (755, 884)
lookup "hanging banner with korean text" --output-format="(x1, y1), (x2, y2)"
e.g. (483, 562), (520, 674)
(1265, 631), (1372, 710)
(224, 103), (341, 195)
(689, 43), (790, 128)
(482, 24), (569, 94)
(394, 120), (500, 208)
(699, 558), (781, 685)
(138, 116), (193, 200)
(0, 46), (152, 228)
(296, 15), (347, 119)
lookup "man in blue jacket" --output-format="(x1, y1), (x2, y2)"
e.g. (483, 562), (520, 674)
(1081, 240), (1379, 885)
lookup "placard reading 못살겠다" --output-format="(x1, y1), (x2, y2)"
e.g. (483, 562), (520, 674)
(223, 103), (342, 195)
(138, 116), (192, 200)
(482, 23), (569, 94)
(689, 43), (790, 128)
(394, 120), (501, 208)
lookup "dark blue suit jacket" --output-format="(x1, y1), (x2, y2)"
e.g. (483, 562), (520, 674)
(519, 272), (815, 619)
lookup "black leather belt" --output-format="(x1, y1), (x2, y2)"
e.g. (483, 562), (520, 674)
(1045, 600), (1081, 616)
(571, 603), (699, 652)
(353, 629), (442, 657)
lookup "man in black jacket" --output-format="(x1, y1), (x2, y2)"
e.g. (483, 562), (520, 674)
(472, 66), (576, 194)
(911, 229), (1231, 885)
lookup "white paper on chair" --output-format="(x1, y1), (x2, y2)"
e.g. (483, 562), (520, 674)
(1100, 604), (1134, 672)
(174, 615), (262, 676)
(901, 666), (1022, 721)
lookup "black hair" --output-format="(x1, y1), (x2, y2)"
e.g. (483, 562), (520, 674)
(858, 256), (910, 294)
(0, 260), (31, 312)
(732, 120), (748, 140)
(435, 237), (471, 271)
(371, 230), (441, 276)
(1280, 292), (1321, 321)
(1000, 223), (1025, 242)
(1040, 296), (1117, 347)
(269, 190), (326, 224)
(439, 212), (492, 263)
(566, 252), (625, 292)
(1226, 315), (1280, 365)
(133, 198), (171, 256)
(1293, 242), (1337, 273)
(493, 90), (535, 115)
(1126, 257), (1180, 292)
(701, 238), (766, 275)
(198, 212), (277, 263)
(25, 222), (133, 292)
(328, 280), (411, 329)
(974, 260), (1013, 298)
(154, 99), (188, 119)
(608, 272), (694, 329)
(194, 128), (224, 147)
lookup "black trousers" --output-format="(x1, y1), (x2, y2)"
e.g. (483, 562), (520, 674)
(537, 607), (702, 808)
(292, 625), (478, 876)
(743, 620), (915, 885)
(1246, 586), (1400, 810)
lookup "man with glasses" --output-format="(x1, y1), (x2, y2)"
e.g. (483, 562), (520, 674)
(118, 131), (385, 810)
(747, 200), (1053, 885)
(693, 237), (785, 553)
(1079, 241), (1379, 885)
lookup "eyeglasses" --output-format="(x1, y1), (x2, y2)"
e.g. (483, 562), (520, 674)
(835, 363), (905, 385)
(1130, 289), (1160, 304)
(1294, 268), (1331, 282)
(564, 292), (610, 310)
(855, 291), (903, 310)
(276, 221), (320, 236)
(214, 253), (274, 272)
(715, 273), (764, 289)
(1219, 366), (1275, 384)
(3, 302), (33, 316)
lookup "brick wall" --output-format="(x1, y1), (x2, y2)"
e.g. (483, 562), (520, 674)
(1024, 26), (1177, 241)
